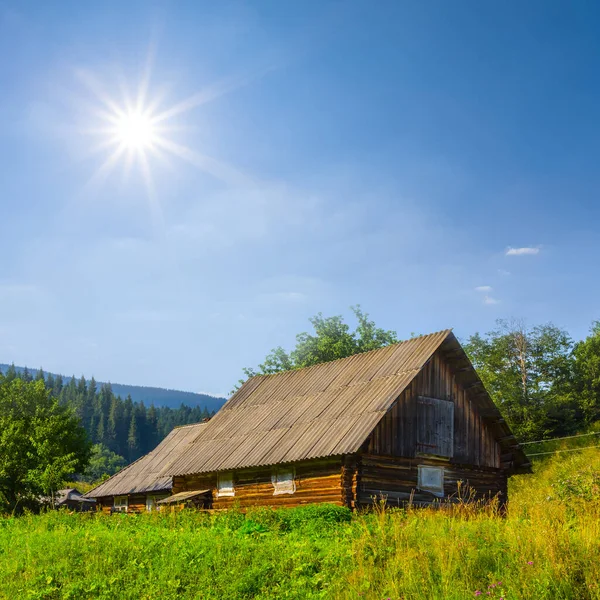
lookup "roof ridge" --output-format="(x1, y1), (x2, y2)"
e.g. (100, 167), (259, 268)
(246, 329), (453, 382)
(172, 421), (207, 430)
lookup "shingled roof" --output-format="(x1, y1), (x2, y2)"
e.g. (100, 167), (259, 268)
(168, 329), (531, 477)
(85, 422), (206, 498)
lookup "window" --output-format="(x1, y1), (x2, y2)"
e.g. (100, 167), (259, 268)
(272, 468), (296, 495)
(216, 473), (235, 497)
(113, 496), (128, 512)
(416, 397), (454, 458)
(418, 465), (444, 497)
(146, 495), (169, 511)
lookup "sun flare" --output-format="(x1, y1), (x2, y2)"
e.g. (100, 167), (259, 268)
(115, 111), (156, 149)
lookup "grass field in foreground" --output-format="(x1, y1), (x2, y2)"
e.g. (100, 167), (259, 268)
(1, 449), (599, 600)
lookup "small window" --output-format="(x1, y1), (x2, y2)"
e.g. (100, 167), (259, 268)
(114, 496), (128, 512)
(272, 468), (296, 495)
(217, 473), (235, 497)
(418, 465), (444, 497)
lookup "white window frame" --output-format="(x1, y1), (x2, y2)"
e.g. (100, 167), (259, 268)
(146, 495), (169, 511)
(216, 473), (235, 497)
(113, 496), (128, 512)
(417, 465), (444, 497)
(271, 467), (296, 495)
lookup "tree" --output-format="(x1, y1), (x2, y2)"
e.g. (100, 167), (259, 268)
(463, 319), (575, 442)
(0, 378), (91, 513)
(239, 306), (398, 386)
(127, 412), (139, 461)
(572, 321), (600, 425)
(4, 364), (17, 382)
(81, 444), (127, 483)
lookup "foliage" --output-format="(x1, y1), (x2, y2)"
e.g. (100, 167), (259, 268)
(239, 306), (398, 387)
(81, 444), (128, 484)
(1, 368), (215, 469)
(1, 450), (600, 598)
(0, 377), (91, 513)
(572, 321), (600, 425)
(463, 319), (577, 441)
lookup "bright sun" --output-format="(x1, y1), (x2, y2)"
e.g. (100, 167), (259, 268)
(115, 111), (156, 149)
(79, 63), (250, 206)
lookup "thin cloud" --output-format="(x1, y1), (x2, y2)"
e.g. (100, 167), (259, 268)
(505, 246), (540, 256)
(498, 269), (511, 276)
(475, 285), (492, 292)
(483, 295), (500, 305)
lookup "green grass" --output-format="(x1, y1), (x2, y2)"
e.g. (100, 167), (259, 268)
(1, 450), (600, 600)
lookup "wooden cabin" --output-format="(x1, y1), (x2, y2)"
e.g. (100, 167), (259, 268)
(163, 330), (531, 509)
(84, 422), (206, 513)
(54, 488), (96, 512)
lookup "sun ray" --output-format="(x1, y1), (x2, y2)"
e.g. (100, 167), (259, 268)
(153, 136), (253, 187)
(76, 59), (269, 221)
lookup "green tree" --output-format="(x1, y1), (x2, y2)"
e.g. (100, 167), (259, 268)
(127, 412), (139, 461)
(4, 364), (17, 382)
(240, 306), (398, 386)
(463, 319), (575, 442)
(0, 377), (91, 513)
(572, 321), (600, 425)
(81, 444), (127, 483)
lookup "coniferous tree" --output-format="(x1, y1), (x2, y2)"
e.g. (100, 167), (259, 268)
(127, 412), (140, 461)
(5, 364), (17, 382)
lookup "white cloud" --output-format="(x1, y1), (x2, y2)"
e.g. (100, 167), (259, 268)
(497, 269), (511, 276)
(505, 246), (540, 256)
(483, 295), (500, 305)
(475, 285), (492, 292)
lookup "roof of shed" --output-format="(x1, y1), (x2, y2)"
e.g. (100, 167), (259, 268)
(85, 422), (207, 498)
(168, 329), (519, 477)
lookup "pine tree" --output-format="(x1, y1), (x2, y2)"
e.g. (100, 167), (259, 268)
(35, 367), (45, 382)
(21, 367), (33, 382)
(45, 372), (56, 394)
(127, 412), (139, 461)
(5, 364), (17, 382)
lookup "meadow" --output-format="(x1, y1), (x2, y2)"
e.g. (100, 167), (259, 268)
(1, 449), (599, 600)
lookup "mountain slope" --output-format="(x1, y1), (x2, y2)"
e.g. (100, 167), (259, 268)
(0, 364), (226, 411)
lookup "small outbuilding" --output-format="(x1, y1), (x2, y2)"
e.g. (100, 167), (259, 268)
(53, 488), (97, 512)
(84, 422), (206, 513)
(163, 330), (530, 509)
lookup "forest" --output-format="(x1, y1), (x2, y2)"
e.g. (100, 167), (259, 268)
(0, 365), (215, 481)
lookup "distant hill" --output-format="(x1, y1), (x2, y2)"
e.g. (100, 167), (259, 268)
(0, 364), (227, 412)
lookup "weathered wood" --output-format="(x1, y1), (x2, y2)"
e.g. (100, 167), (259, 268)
(173, 458), (345, 509)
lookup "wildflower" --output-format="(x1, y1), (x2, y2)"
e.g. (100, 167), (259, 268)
(527, 561), (533, 566)
(474, 592), (482, 597)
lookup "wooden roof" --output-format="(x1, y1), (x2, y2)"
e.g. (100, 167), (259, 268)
(168, 329), (528, 477)
(85, 422), (206, 498)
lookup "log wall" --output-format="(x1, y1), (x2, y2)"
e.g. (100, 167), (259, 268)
(173, 458), (345, 509)
(366, 349), (501, 468)
(95, 494), (147, 514)
(356, 453), (507, 507)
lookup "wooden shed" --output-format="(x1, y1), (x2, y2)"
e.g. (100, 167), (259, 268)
(163, 330), (531, 509)
(84, 422), (206, 513)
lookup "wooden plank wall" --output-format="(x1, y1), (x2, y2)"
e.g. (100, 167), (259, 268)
(95, 495), (146, 514)
(366, 349), (501, 468)
(357, 454), (507, 507)
(173, 458), (345, 509)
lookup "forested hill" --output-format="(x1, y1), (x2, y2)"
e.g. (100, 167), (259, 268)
(0, 364), (225, 468)
(0, 364), (226, 411)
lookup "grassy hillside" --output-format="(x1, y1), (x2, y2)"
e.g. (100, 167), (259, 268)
(1, 449), (599, 599)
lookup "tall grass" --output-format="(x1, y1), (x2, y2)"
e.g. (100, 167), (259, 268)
(1, 449), (599, 599)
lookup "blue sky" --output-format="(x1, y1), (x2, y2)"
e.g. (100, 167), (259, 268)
(1, 1), (599, 396)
